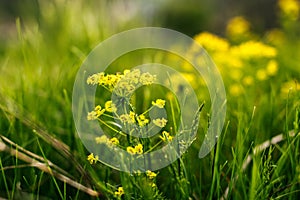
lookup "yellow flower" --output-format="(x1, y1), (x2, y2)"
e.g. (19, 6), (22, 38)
(153, 118), (168, 128)
(152, 99), (166, 108)
(256, 69), (268, 81)
(114, 187), (124, 198)
(146, 170), (157, 179)
(226, 16), (250, 36)
(194, 32), (229, 52)
(119, 112), (136, 124)
(279, 0), (299, 20)
(281, 80), (299, 95)
(87, 105), (105, 120)
(159, 131), (173, 142)
(109, 137), (119, 146)
(127, 146), (136, 155)
(137, 114), (149, 127)
(105, 101), (117, 112)
(95, 135), (108, 144)
(229, 84), (243, 96)
(86, 72), (105, 85)
(134, 144), (143, 154)
(243, 76), (254, 86)
(140, 72), (156, 85)
(266, 60), (278, 76)
(230, 41), (277, 59)
(87, 153), (98, 164)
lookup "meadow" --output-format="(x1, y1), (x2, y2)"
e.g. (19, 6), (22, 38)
(0, 0), (300, 199)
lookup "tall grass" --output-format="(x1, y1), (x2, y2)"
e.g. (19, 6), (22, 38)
(1, 0), (300, 199)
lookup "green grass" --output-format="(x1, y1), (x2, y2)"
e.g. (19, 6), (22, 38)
(1, 0), (300, 199)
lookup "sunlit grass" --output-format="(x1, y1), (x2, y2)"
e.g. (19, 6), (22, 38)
(0, 0), (300, 199)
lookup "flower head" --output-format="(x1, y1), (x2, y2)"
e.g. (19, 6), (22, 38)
(114, 187), (124, 198)
(159, 131), (173, 142)
(134, 144), (143, 154)
(87, 153), (99, 164)
(87, 105), (105, 120)
(105, 100), (117, 112)
(152, 99), (166, 108)
(153, 118), (168, 128)
(146, 170), (157, 179)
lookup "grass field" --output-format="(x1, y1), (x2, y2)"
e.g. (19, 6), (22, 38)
(0, 0), (300, 199)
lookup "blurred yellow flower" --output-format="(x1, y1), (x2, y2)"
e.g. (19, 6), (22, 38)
(256, 69), (268, 81)
(153, 118), (168, 128)
(231, 41), (277, 59)
(265, 29), (285, 46)
(281, 80), (299, 95)
(229, 84), (243, 96)
(194, 32), (229, 52)
(243, 76), (254, 86)
(137, 114), (149, 127)
(95, 135), (108, 144)
(226, 16), (250, 36)
(279, 0), (299, 20)
(266, 60), (279, 76)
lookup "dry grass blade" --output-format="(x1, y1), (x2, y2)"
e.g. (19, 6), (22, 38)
(0, 95), (94, 186)
(0, 136), (101, 197)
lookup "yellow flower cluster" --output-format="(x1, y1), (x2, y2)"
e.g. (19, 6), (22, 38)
(87, 69), (156, 95)
(104, 100), (117, 112)
(153, 118), (168, 128)
(159, 131), (173, 142)
(126, 144), (143, 155)
(194, 32), (229, 52)
(114, 187), (124, 198)
(137, 114), (149, 127)
(152, 99), (166, 108)
(87, 153), (99, 164)
(95, 135), (119, 146)
(87, 105), (105, 120)
(146, 170), (157, 179)
(119, 111), (136, 124)
(230, 40), (277, 59)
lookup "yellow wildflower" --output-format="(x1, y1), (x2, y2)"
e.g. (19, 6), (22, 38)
(152, 99), (166, 108)
(137, 114), (149, 127)
(119, 111), (136, 124)
(146, 170), (157, 179)
(95, 135), (108, 144)
(134, 144), (143, 154)
(127, 146), (136, 155)
(194, 32), (229, 52)
(266, 60), (278, 76)
(279, 0), (299, 20)
(105, 100), (117, 112)
(153, 118), (168, 128)
(114, 187), (124, 198)
(229, 84), (243, 96)
(159, 131), (173, 142)
(87, 105), (105, 120)
(140, 72), (156, 85)
(86, 72), (104, 85)
(226, 16), (250, 36)
(256, 69), (268, 81)
(230, 41), (277, 59)
(243, 76), (254, 86)
(281, 80), (299, 95)
(87, 153), (98, 164)
(108, 137), (119, 146)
